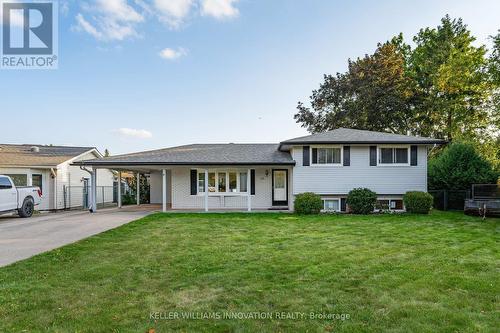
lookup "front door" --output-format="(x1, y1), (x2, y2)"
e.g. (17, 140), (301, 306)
(272, 170), (288, 206)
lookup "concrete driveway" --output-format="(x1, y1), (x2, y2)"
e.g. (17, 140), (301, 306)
(0, 206), (154, 267)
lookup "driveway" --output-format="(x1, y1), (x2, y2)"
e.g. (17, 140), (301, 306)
(0, 206), (154, 267)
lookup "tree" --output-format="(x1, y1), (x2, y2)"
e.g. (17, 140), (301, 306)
(409, 15), (491, 141)
(295, 36), (415, 134)
(295, 16), (497, 144)
(428, 142), (498, 190)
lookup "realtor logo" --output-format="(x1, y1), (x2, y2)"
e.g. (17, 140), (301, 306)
(1, 1), (58, 69)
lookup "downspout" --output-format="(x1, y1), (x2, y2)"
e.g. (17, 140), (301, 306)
(50, 168), (57, 210)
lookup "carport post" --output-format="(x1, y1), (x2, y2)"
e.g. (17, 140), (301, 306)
(247, 168), (251, 212)
(162, 169), (167, 212)
(136, 172), (140, 206)
(204, 169), (208, 212)
(90, 169), (97, 213)
(117, 171), (122, 208)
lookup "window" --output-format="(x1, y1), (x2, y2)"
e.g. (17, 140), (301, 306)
(312, 147), (341, 165)
(218, 172), (226, 192)
(5, 174), (27, 186)
(229, 172), (237, 192)
(378, 147), (409, 164)
(0, 177), (13, 189)
(239, 172), (248, 192)
(376, 199), (404, 211)
(198, 172), (205, 193)
(198, 171), (249, 194)
(322, 199), (340, 212)
(32, 174), (42, 194)
(208, 173), (216, 192)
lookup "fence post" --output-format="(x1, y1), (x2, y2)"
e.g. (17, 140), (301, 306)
(443, 190), (448, 211)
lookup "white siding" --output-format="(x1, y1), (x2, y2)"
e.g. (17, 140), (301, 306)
(150, 170), (171, 204)
(0, 167), (52, 210)
(167, 166), (293, 210)
(292, 145), (428, 195)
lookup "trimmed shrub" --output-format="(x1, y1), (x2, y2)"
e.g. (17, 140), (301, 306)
(346, 188), (377, 214)
(403, 191), (433, 214)
(294, 192), (323, 214)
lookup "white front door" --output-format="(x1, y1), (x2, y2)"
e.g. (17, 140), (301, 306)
(273, 170), (287, 205)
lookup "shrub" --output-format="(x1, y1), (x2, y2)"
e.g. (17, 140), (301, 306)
(294, 192), (323, 214)
(403, 191), (433, 214)
(428, 142), (499, 190)
(346, 188), (377, 214)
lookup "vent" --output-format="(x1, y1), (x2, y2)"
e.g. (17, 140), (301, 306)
(30, 146), (40, 153)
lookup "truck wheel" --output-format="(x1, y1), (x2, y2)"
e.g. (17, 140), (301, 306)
(18, 198), (34, 218)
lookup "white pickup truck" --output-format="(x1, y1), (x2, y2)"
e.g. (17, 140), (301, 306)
(0, 175), (42, 218)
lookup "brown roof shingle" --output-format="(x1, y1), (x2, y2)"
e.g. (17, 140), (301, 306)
(0, 144), (95, 167)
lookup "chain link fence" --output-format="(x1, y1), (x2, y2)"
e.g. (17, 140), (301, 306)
(428, 190), (471, 211)
(62, 185), (118, 210)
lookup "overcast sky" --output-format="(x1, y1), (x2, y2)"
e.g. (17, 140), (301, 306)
(1, 0), (499, 155)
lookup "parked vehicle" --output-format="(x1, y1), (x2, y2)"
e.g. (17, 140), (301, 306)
(0, 175), (42, 217)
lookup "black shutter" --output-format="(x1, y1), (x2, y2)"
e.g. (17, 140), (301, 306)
(312, 148), (318, 164)
(340, 198), (346, 212)
(343, 146), (350, 166)
(190, 170), (197, 195)
(302, 146), (310, 166)
(250, 169), (256, 195)
(369, 146), (377, 166)
(410, 145), (418, 166)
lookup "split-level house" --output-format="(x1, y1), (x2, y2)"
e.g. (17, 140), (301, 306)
(74, 128), (445, 212)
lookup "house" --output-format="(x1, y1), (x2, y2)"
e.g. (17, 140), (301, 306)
(0, 144), (115, 210)
(73, 128), (445, 212)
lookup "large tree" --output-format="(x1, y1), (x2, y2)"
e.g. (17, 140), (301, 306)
(409, 16), (490, 141)
(295, 16), (497, 144)
(295, 36), (415, 134)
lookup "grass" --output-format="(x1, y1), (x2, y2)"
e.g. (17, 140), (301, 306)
(0, 211), (498, 332)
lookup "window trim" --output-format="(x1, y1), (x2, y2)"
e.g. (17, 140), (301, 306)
(196, 170), (249, 195)
(377, 145), (410, 166)
(321, 198), (341, 212)
(310, 145), (343, 167)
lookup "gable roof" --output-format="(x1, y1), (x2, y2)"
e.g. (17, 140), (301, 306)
(74, 144), (294, 166)
(279, 128), (446, 150)
(0, 144), (97, 167)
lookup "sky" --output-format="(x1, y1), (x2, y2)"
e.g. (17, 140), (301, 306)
(1, 0), (499, 155)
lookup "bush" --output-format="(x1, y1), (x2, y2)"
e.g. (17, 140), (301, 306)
(428, 142), (499, 190)
(294, 192), (323, 214)
(346, 188), (377, 214)
(403, 191), (433, 214)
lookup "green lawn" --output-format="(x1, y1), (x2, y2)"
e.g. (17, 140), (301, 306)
(0, 211), (498, 332)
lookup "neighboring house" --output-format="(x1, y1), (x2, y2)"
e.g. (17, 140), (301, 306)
(0, 144), (115, 210)
(74, 128), (445, 212)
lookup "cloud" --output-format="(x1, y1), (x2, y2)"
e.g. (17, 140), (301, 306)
(74, 0), (143, 41)
(200, 0), (239, 19)
(159, 47), (187, 60)
(153, 0), (193, 28)
(114, 128), (153, 139)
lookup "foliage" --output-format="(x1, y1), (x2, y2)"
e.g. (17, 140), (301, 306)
(294, 192), (323, 214)
(403, 191), (434, 214)
(127, 174), (150, 204)
(121, 193), (136, 206)
(428, 142), (498, 190)
(295, 16), (499, 166)
(346, 188), (377, 214)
